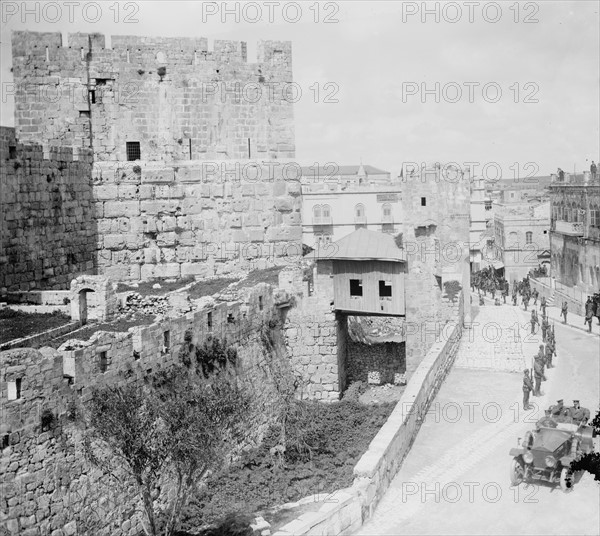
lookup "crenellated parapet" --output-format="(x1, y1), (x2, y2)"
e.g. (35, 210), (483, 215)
(10, 31), (295, 160)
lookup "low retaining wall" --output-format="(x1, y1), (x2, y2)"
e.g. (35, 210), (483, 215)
(3, 304), (70, 315)
(2, 290), (71, 305)
(0, 320), (79, 351)
(529, 279), (586, 316)
(273, 318), (463, 536)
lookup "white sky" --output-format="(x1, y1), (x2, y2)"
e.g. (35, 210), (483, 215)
(1, 1), (598, 179)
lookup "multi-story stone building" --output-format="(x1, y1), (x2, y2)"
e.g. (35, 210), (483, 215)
(470, 176), (487, 272)
(486, 176), (552, 205)
(549, 171), (600, 294)
(301, 164), (402, 248)
(493, 202), (551, 283)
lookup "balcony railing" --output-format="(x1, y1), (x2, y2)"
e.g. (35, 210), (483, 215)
(382, 213), (393, 223)
(313, 216), (333, 225)
(554, 221), (584, 236)
(354, 215), (367, 224)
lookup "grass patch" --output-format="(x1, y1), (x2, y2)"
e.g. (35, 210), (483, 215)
(116, 278), (195, 296)
(179, 399), (394, 530)
(47, 315), (156, 349)
(187, 278), (238, 300)
(0, 308), (71, 344)
(232, 266), (284, 289)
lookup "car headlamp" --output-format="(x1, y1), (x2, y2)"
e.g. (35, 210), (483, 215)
(523, 451), (534, 464)
(545, 455), (556, 467)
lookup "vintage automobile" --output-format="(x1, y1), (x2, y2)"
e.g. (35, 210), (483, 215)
(509, 412), (595, 492)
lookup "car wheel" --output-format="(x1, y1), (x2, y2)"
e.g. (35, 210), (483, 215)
(510, 457), (525, 486)
(560, 467), (574, 492)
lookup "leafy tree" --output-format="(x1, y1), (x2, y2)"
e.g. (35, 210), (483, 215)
(82, 365), (251, 536)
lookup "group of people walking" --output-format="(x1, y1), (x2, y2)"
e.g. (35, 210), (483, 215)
(472, 266), (509, 306)
(522, 325), (558, 409)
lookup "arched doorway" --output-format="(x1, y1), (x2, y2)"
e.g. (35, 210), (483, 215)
(78, 288), (94, 325)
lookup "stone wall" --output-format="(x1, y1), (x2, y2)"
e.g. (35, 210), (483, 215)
(281, 298), (341, 402)
(0, 130), (96, 292)
(11, 31), (294, 162)
(0, 283), (293, 536)
(273, 294), (464, 536)
(92, 159), (302, 281)
(345, 337), (406, 385)
(401, 167), (471, 371)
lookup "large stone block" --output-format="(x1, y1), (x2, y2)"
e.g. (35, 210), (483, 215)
(153, 263), (181, 278)
(104, 201), (140, 218)
(266, 226), (302, 242)
(141, 200), (180, 215)
(94, 184), (118, 201)
(141, 168), (175, 183)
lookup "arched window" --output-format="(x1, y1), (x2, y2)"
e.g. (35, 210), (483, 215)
(355, 204), (365, 219)
(525, 231), (533, 244)
(322, 205), (331, 219)
(312, 205), (322, 223)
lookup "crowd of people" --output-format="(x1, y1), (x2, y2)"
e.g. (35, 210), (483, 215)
(471, 266), (509, 306)
(471, 267), (598, 411)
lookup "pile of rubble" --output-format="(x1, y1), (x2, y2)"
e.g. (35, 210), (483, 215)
(119, 292), (171, 316)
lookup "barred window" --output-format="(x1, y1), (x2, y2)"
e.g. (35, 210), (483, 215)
(526, 232), (533, 244)
(126, 141), (141, 161)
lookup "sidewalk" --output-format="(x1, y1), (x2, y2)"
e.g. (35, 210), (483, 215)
(543, 304), (600, 337)
(477, 292), (600, 337)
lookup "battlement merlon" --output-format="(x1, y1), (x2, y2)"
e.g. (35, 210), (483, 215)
(0, 136), (94, 164)
(11, 31), (292, 67)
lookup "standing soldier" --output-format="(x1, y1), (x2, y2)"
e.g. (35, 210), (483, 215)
(530, 309), (539, 335)
(535, 345), (547, 381)
(545, 341), (554, 368)
(522, 370), (534, 410)
(523, 293), (530, 311)
(533, 288), (539, 306)
(541, 314), (550, 342)
(502, 284), (508, 304)
(533, 359), (543, 396)
(585, 308), (594, 332)
(540, 296), (547, 317)
(561, 301), (568, 323)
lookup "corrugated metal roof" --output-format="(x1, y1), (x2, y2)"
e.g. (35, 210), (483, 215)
(306, 228), (405, 262)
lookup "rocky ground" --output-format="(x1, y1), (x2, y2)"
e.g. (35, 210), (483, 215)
(359, 384), (407, 405)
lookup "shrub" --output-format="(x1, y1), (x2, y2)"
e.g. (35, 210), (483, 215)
(342, 381), (368, 403)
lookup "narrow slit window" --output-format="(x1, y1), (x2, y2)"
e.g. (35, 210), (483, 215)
(99, 352), (108, 373)
(207, 311), (213, 329)
(421, 197), (427, 206)
(89, 89), (96, 104)
(8, 146), (16, 159)
(126, 141), (141, 161)
(349, 279), (363, 297)
(379, 280), (393, 298)
(15, 379), (22, 399)
(258, 296), (263, 311)
(163, 331), (170, 353)
(227, 313), (235, 324)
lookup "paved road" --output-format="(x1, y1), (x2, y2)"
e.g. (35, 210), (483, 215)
(357, 303), (600, 536)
